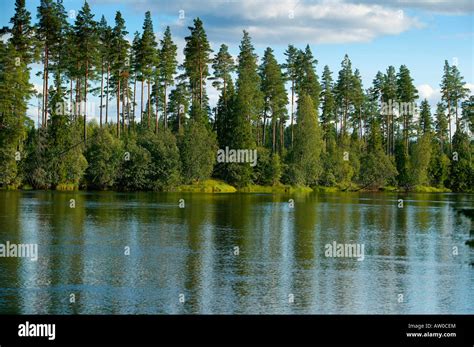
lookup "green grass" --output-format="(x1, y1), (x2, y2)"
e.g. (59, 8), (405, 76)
(176, 179), (237, 193)
(410, 185), (451, 193)
(379, 186), (398, 192)
(238, 184), (312, 194)
(314, 186), (340, 193)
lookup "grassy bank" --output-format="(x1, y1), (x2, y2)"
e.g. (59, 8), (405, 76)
(175, 179), (237, 193)
(238, 184), (312, 194)
(2, 183), (457, 194)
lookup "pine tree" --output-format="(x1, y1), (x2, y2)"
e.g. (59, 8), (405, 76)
(110, 11), (129, 137)
(167, 81), (189, 134)
(130, 31), (141, 126)
(73, 0), (98, 143)
(461, 95), (473, 133)
(381, 66), (398, 155)
(211, 44), (235, 147)
(450, 64), (469, 127)
(351, 69), (365, 139)
(0, 0), (35, 187)
(36, 0), (64, 127)
(335, 54), (353, 138)
(158, 26), (178, 131)
(418, 99), (432, 135)
(183, 18), (212, 120)
(226, 30), (263, 186)
(10, 0), (35, 64)
(139, 11), (157, 128)
(295, 45), (320, 111)
(283, 45), (299, 147)
(320, 65), (336, 142)
(287, 95), (323, 186)
(434, 102), (448, 154)
(440, 60), (453, 145)
(397, 65), (418, 153)
(259, 47), (287, 153)
(97, 16), (112, 127)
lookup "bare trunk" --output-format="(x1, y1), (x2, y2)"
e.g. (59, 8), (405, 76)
(84, 61), (88, 143)
(272, 119), (276, 153)
(163, 83), (168, 130)
(262, 107), (267, 146)
(147, 79), (151, 128)
(69, 79), (73, 117)
(123, 79), (127, 133)
(41, 62), (46, 126)
(280, 120), (284, 153)
(155, 84), (159, 133)
(141, 79), (144, 124)
(43, 45), (49, 127)
(290, 81), (294, 148)
(105, 63), (110, 124)
(132, 76), (136, 128)
(117, 76), (121, 137)
(100, 58), (104, 127)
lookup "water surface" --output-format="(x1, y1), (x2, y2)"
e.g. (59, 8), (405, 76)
(0, 191), (472, 314)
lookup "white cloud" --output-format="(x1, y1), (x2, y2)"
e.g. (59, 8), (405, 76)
(94, 0), (424, 44)
(355, 0), (474, 15)
(466, 83), (474, 94)
(417, 82), (473, 109)
(418, 83), (436, 99)
(417, 83), (442, 105)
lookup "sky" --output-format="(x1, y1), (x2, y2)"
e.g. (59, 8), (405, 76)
(0, 0), (473, 124)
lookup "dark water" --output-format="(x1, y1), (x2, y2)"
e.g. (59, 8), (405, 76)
(0, 190), (472, 314)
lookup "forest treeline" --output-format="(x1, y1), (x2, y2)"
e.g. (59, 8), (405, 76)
(0, 0), (473, 192)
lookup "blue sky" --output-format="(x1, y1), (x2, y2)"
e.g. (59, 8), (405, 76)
(0, 0), (473, 123)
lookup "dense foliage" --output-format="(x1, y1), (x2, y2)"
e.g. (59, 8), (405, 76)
(0, 0), (472, 192)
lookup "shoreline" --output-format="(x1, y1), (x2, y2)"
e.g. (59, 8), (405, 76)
(0, 180), (458, 194)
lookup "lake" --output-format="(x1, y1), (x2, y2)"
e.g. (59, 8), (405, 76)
(0, 190), (472, 314)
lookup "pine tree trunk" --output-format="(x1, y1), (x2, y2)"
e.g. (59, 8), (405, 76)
(155, 84), (159, 133)
(76, 78), (81, 118)
(122, 80), (126, 133)
(41, 65), (46, 126)
(84, 61), (88, 143)
(272, 119), (276, 153)
(106, 63), (110, 124)
(69, 79), (73, 117)
(178, 107), (182, 134)
(147, 79), (151, 128)
(43, 45), (49, 127)
(455, 102), (458, 128)
(163, 83), (168, 130)
(141, 79), (144, 124)
(290, 80), (294, 148)
(280, 120), (284, 153)
(132, 76), (136, 128)
(117, 77), (121, 138)
(199, 63), (203, 109)
(100, 58), (104, 127)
